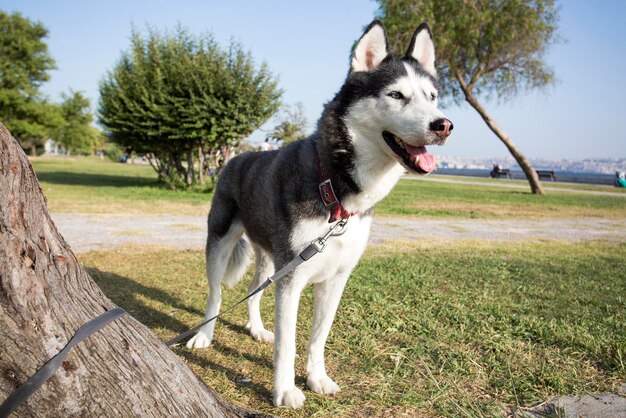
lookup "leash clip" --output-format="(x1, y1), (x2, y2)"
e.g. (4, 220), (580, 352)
(310, 217), (349, 253)
(311, 238), (327, 253)
(329, 218), (349, 236)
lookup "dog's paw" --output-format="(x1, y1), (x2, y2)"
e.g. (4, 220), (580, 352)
(307, 376), (340, 395)
(185, 332), (211, 349)
(250, 327), (274, 343)
(273, 387), (306, 408)
(245, 322), (274, 343)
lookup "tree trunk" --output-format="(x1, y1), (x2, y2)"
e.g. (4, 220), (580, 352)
(186, 146), (195, 186)
(0, 122), (269, 417)
(172, 151), (186, 185)
(456, 74), (545, 195)
(198, 145), (205, 187)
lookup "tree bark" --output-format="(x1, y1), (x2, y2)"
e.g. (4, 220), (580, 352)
(455, 73), (545, 195)
(0, 122), (269, 417)
(198, 145), (205, 187)
(172, 151), (188, 186)
(186, 145), (195, 186)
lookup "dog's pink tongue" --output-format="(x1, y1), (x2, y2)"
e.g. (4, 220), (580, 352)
(405, 144), (436, 173)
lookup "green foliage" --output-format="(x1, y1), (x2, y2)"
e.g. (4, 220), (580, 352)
(99, 26), (282, 188)
(0, 10), (59, 154)
(0, 10), (55, 96)
(56, 90), (100, 155)
(104, 143), (125, 162)
(270, 102), (308, 146)
(376, 0), (560, 104)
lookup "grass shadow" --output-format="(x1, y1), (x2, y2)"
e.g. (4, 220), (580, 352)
(180, 348), (274, 405)
(37, 171), (159, 188)
(212, 331), (274, 370)
(87, 267), (203, 333)
(220, 318), (250, 337)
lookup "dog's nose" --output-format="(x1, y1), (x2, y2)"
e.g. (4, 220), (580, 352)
(429, 118), (453, 138)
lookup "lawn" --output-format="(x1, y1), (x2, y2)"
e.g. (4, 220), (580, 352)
(82, 241), (626, 417)
(378, 177), (626, 219)
(31, 156), (213, 215)
(31, 156), (626, 219)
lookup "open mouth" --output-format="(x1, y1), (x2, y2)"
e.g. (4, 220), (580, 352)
(382, 131), (436, 174)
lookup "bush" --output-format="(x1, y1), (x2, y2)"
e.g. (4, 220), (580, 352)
(99, 26), (282, 189)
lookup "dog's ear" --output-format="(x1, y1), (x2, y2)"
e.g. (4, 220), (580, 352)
(351, 20), (390, 73)
(406, 23), (436, 77)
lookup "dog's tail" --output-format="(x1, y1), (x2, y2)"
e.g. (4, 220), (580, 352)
(221, 237), (251, 288)
(206, 216), (252, 288)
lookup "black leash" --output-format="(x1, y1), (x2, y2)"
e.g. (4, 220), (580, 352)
(0, 307), (126, 418)
(165, 217), (349, 347)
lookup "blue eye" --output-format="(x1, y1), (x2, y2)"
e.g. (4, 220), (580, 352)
(388, 91), (404, 100)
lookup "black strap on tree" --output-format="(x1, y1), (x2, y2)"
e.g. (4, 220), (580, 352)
(0, 307), (126, 418)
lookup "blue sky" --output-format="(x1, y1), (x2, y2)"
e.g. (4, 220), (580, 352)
(4, 0), (626, 159)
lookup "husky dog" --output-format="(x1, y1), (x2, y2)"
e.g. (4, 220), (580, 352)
(186, 20), (453, 408)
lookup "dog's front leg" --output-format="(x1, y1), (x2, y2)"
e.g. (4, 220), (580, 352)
(273, 275), (307, 408)
(306, 274), (349, 395)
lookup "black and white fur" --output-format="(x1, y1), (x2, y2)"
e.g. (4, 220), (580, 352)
(186, 20), (453, 408)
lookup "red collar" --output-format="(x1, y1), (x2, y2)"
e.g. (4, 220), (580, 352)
(317, 155), (355, 223)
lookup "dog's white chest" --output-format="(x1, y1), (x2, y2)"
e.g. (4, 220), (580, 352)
(290, 215), (372, 284)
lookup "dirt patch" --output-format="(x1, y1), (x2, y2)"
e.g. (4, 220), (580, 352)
(50, 213), (626, 254)
(510, 384), (626, 417)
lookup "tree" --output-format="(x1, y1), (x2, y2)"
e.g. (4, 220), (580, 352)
(270, 102), (308, 146)
(377, 0), (560, 195)
(56, 90), (100, 155)
(0, 122), (270, 417)
(99, 26), (282, 188)
(0, 10), (59, 155)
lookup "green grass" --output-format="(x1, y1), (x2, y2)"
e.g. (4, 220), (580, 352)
(31, 156), (626, 219)
(31, 156), (212, 215)
(82, 242), (626, 417)
(378, 178), (626, 219)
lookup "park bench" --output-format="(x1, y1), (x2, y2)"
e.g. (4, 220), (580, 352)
(536, 170), (557, 181)
(492, 168), (511, 179)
